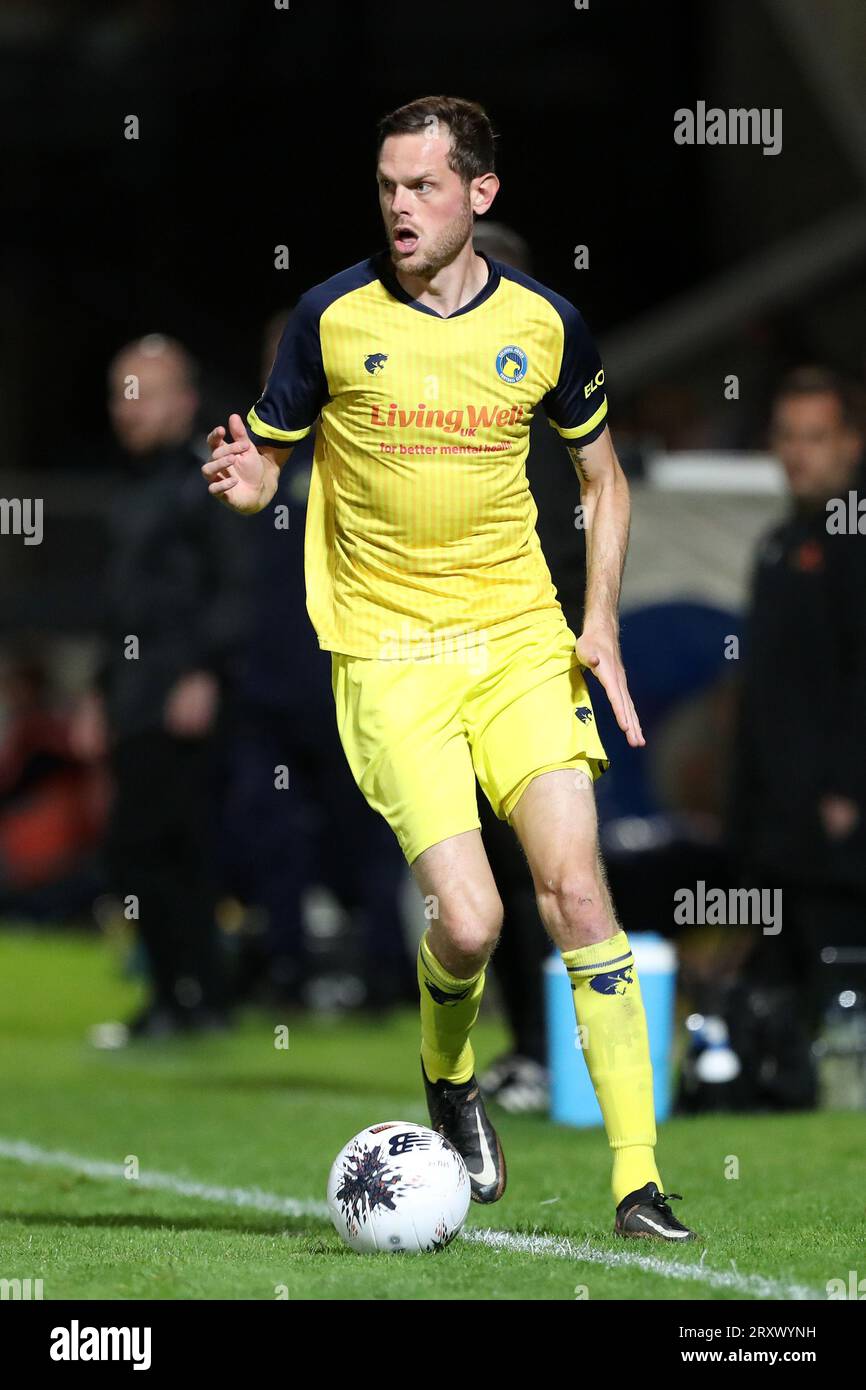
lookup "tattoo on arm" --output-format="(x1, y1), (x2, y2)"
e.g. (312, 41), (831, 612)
(567, 445), (590, 483)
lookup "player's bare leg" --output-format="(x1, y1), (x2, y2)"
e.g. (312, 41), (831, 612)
(412, 829), (502, 975)
(511, 767), (696, 1240)
(509, 767), (616, 951)
(411, 830), (507, 1203)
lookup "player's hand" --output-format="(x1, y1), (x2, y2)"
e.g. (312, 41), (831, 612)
(576, 626), (645, 749)
(202, 414), (268, 514)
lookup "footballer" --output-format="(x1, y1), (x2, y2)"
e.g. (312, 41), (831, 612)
(203, 96), (695, 1241)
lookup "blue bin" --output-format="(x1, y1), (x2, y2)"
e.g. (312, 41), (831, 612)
(545, 932), (676, 1127)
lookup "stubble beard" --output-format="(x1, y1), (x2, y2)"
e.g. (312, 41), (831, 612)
(392, 197), (475, 281)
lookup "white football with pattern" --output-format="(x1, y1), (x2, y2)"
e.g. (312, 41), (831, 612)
(327, 1121), (471, 1254)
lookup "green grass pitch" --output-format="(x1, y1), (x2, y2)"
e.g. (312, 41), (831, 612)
(0, 928), (860, 1300)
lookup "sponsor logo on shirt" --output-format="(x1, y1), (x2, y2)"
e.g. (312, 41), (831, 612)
(370, 401), (526, 433)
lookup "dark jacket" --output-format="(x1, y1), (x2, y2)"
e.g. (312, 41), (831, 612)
(730, 468), (866, 887)
(99, 442), (249, 740)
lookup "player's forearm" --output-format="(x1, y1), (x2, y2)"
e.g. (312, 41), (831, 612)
(567, 431), (631, 634)
(240, 446), (284, 514)
(580, 467), (631, 633)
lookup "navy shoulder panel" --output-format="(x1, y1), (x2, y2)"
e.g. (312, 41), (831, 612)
(492, 262), (608, 443)
(299, 257), (380, 322)
(490, 259), (578, 329)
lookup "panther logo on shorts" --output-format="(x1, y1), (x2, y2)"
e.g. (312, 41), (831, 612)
(575, 706), (593, 724)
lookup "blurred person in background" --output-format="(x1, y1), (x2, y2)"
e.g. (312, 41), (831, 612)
(223, 313), (413, 1011)
(0, 648), (106, 919)
(730, 366), (866, 1099)
(71, 335), (248, 1042)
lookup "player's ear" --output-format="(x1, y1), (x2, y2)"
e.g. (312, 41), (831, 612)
(471, 171), (499, 218)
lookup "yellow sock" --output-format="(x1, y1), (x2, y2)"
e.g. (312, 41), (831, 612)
(418, 931), (485, 1085)
(561, 929), (662, 1205)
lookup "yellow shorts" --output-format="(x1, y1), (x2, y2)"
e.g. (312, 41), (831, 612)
(331, 609), (609, 864)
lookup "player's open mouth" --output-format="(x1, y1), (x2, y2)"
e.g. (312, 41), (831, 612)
(393, 227), (419, 254)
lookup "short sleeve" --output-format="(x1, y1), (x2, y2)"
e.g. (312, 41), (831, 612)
(246, 295), (329, 448)
(543, 302), (608, 445)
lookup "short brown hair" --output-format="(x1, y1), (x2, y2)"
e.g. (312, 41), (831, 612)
(773, 366), (864, 432)
(376, 95), (496, 184)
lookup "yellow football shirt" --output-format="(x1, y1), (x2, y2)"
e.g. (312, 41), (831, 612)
(247, 250), (608, 657)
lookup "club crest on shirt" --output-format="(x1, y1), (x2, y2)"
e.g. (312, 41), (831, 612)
(364, 353), (389, 375)
(496, 345), (527, 384)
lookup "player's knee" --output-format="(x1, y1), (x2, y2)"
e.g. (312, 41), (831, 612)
(537, 870), (607, 937)
(440, 896), (503, 966)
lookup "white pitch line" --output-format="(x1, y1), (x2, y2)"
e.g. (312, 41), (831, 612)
(0, 1139), (329, 1220)
(460, 1229), (820, 1300)
(0, 1137), (820, 1300)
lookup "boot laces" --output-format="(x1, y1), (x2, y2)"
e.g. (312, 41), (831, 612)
(653, 1191), (683, 1213)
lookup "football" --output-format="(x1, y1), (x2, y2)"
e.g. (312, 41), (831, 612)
(327, 1121), (471, 1254)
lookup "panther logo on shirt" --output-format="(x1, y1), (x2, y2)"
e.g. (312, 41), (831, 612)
(364, 353), (389, 375)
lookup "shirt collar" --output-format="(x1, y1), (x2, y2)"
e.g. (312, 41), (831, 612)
(374, 248), (500, 319)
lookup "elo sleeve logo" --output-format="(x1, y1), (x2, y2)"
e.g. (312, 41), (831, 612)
(584, 368), (605, 399)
